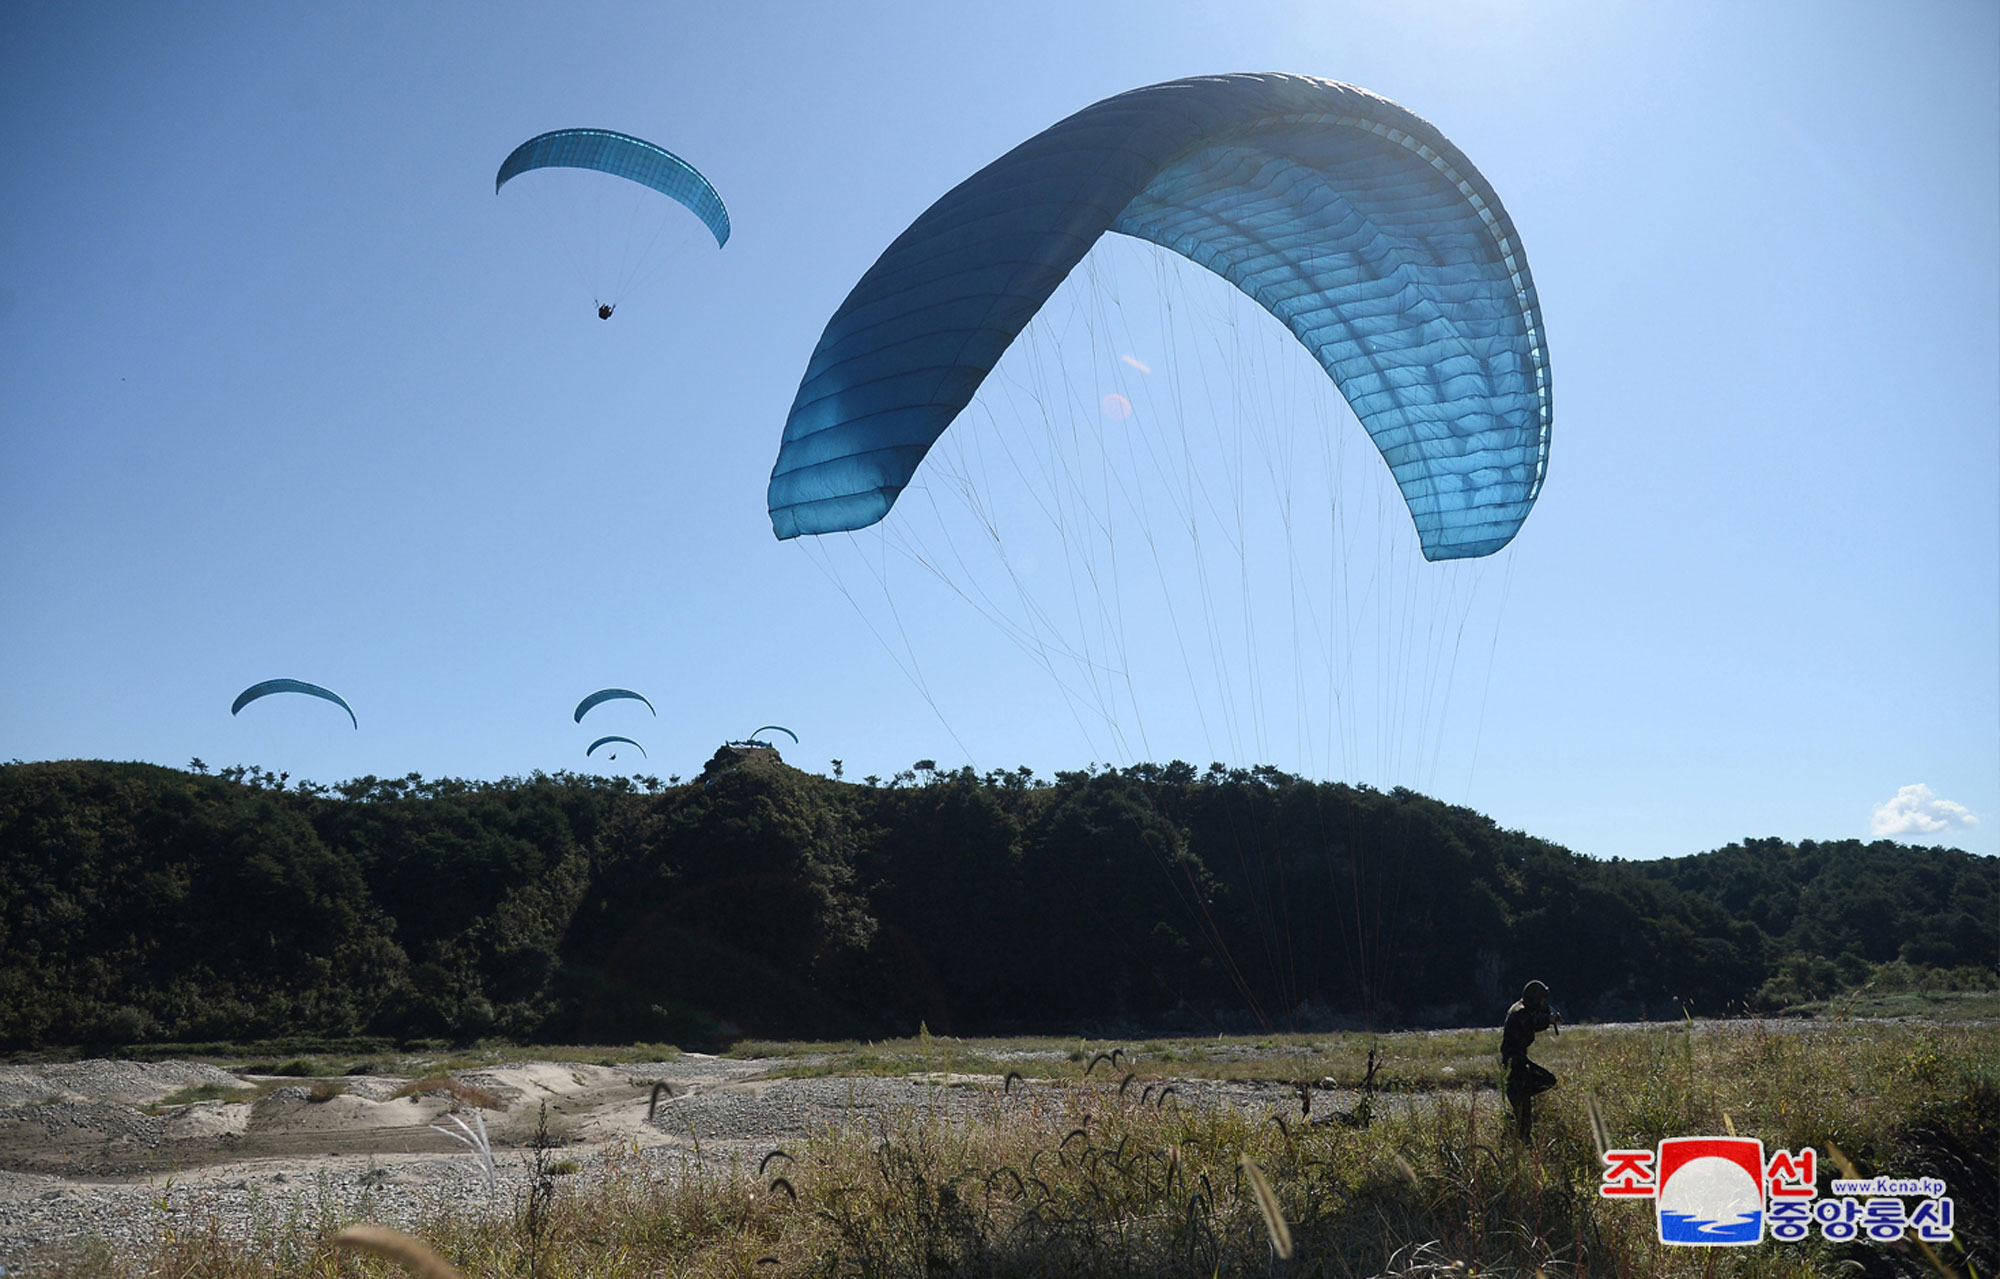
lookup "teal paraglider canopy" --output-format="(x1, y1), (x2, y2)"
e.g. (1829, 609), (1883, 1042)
(768, 73), (1550, 562)
(587, 735), (647, 759)
(497, 129), (731, 248)
(749, 725), (799, 746)
(574, 688), (656, 723)
(231, 679), (357, 729)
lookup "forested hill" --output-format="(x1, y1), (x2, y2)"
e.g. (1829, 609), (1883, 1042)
(0, 755), (1991, 1050)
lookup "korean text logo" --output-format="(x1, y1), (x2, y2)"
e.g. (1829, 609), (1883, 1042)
(1600, 1138), (1953, 1247)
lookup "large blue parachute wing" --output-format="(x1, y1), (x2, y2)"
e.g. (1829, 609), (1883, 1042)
(231, 679), (358, 729)
(497, 129), (731, 248)
(767, 73), (1550, 561)
(587, 735), (647, 759)
(749, 725), (799, 745)
(574, 688), (657, 723)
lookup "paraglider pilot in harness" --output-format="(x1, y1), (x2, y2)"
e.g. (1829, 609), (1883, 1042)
(597, 302), (614, 320)
(1501, 980), (1560, 1138)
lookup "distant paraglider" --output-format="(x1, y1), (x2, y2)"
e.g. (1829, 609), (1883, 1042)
(748, 725), (799, 746)
(497, 128), (730, 318)
(231, 679), (357, 729)
(574, 688), (656, 723)
(587, 735), (646, 760)
(497, 129), (731, 245)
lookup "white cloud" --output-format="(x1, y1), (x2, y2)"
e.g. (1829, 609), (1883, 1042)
(1871, 784), (1978, 838)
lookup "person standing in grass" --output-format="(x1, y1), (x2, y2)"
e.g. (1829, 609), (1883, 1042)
(1501, 979), (1561, 1138)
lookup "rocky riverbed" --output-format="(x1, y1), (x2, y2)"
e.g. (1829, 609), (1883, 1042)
(0, 1056), (1305, 1270)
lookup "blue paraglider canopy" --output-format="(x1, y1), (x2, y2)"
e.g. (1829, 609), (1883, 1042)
(498, 129), (730, 248)
(768, 73), (1550, 562)
(574, 688), (656, 723)
(231, 679), (357, 729)
(587, 735), (647, 759)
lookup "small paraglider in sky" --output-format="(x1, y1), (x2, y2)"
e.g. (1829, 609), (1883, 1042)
(231, 679), (357, 729)
(574, 688), (655, 723)
(497, 129), (730, 245)
(587, 735), (646, 760)
(498, 128), (729, 318)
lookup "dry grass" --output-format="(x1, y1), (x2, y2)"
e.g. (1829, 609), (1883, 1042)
(739, 1029), (1498, 1096)
(389, 1076), (508, 1112)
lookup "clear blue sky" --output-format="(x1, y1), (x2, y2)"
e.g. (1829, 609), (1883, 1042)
(3, 0), (1994, 861)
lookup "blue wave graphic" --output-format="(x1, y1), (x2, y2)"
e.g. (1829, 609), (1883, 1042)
(1660, 1210), (1762, 1245)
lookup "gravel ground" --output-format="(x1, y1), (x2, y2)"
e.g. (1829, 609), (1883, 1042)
(0, 1060), (244, 1108)
(0, 1058), (1334, 1272)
